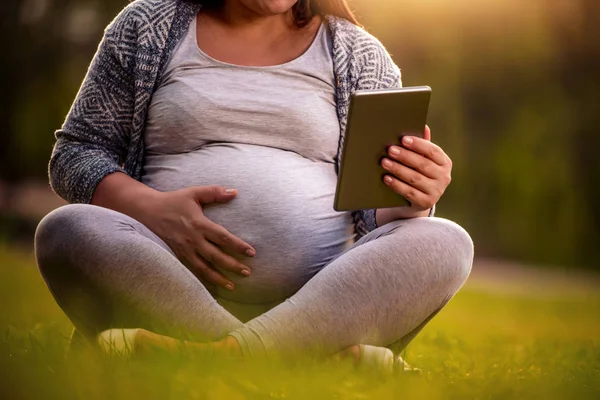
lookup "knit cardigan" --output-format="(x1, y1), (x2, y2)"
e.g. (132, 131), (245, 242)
(49, 0), (433, 240)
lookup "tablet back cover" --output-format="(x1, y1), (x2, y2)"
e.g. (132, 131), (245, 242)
(334, 86), (431, 211)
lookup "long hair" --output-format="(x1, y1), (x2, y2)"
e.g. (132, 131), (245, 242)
(190, 0), (360, 27)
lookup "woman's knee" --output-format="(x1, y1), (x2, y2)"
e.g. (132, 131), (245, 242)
(36, 204), (88, 245)
(389, 217), (474, 287)
(35, 204), (116, 334)
(425, 217), (474, 287)
(35, 204), (97, 271)
(444, 217), (473, 262)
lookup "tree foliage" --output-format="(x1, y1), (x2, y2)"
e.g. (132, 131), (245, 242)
(2, 0), (599, 269)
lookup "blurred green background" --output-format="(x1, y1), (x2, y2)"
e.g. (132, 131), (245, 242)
(1, 0), (599, 270)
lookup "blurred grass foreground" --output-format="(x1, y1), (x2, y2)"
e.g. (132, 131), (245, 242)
(1, 247), (598, 399)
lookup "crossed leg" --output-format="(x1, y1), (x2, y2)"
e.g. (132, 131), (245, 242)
(34, 204), (474, 359)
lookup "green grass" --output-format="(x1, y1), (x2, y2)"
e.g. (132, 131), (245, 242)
(0, 246), (598, 399)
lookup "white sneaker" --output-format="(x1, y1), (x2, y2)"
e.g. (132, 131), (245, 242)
(358, 345), (422, 375)
(97, 328), (140, 358)
(357, 344), (395, 375)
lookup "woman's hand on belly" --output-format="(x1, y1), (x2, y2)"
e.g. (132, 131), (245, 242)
(138, 185), (257, 291)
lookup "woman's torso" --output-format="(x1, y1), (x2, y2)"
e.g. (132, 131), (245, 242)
(141, 14), (355, 305)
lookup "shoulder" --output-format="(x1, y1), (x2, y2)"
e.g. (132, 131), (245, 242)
(103, 0), (181, 41)
(326, 15), (401, 88)
(98, 0), (195, 73)
(326, 16), (396, 62)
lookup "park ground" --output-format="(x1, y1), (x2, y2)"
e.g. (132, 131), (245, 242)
(0, 246), (598, 399)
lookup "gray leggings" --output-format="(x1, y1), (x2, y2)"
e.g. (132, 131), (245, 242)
(34, 204), (473, 358)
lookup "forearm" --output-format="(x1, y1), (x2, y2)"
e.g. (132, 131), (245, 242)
(375, 206), (430, 227)
(91, 172), (161, 223)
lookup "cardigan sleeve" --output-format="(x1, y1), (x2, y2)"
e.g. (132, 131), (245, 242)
(352, 34), (436, 234)
(48, 7), (137, 204)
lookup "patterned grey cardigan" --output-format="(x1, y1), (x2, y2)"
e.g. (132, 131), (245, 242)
(49, 0), (432, 240)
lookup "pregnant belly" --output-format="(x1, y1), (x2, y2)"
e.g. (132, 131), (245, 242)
(141, 144), (355, 303)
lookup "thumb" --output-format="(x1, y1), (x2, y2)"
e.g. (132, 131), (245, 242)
(424, 125), (431, 142)
(189, 185), (238, 204)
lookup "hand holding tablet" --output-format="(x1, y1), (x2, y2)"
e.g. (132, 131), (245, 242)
(380, 125), (453, 213)
(334, 86), (453, 212)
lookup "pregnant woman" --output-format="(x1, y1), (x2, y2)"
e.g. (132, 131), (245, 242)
(34, 0), (474, 370)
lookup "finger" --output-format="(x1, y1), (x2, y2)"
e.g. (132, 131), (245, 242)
(189, 185), (238, 204)
(203, 221), (256, 258)
(401, 136), (448, 166)
(383, 174), (435, 211)
(183, 251), (235, 291)
(385, 146), (442, 180)
(381, 158), (437, 195)
(424, 125), (431, 142)
(196, 240), (252, 277)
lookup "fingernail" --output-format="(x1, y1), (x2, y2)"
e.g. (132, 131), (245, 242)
(389, 147), (400, 156)
(245, 248), (255, 257)
(403, 136), (413, 145)
(382, 159), (392, 168)
(225, 189), (237, 194)
(384, 176), (393, 184)
(241, 269), (251, 277)
(225, 283), (234, 290)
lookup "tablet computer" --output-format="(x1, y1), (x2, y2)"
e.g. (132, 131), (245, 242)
(333, 86), (431, 211)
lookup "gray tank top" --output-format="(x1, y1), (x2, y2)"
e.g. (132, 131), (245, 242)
(142, 15), (355, 306)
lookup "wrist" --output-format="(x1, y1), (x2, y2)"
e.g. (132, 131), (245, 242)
(92, 172), (162, 220)
(376, 206), (430, 227)
(134, 187), (164, 221)
(393, 207), (430, 219)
